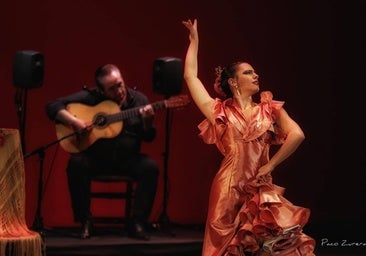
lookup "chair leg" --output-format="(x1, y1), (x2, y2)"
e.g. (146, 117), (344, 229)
(125, 180), (133, 223)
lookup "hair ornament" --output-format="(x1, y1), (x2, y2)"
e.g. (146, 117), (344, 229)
(215, 66), (223, 78)
(214, 66), (226, 97)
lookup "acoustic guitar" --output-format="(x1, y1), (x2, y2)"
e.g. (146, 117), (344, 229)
(55, 94), (190, 153)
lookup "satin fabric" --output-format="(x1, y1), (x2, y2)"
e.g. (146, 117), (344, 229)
(198, 91), (315, 256)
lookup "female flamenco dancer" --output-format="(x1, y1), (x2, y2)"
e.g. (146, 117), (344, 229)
(182, 18), (316, 255)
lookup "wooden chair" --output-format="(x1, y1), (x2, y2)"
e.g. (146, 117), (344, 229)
(90, 175), (135, 226)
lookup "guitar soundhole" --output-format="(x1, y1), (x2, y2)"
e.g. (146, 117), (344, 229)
(93, 113), (108, 128)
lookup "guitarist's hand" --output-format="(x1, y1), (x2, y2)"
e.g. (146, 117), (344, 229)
(56, 109), (91, 135)
(139, 104), (155, 129)
(72, 118), (91, 135)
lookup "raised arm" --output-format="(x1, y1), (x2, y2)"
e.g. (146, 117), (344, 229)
(182, 19), (215, 123)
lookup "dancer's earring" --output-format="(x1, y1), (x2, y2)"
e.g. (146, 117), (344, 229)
(234, 85), (241, 96)
(229, 78), (240, 96)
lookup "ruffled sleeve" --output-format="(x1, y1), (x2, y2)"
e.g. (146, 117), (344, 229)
(197, 98), (227, 154)
(260, 91), (284, 113)
(259, 91), (286, 144)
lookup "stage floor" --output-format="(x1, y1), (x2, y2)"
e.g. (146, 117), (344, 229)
(39, 224), (365, 256)
(42, 224), (203, 256)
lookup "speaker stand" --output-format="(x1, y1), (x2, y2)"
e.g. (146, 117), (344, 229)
(154, 102), (175, 237)
(15, 88), (28, 153)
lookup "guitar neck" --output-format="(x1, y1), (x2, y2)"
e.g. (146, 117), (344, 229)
(107, 100), (166, 123)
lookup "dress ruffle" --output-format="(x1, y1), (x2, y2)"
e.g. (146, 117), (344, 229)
(226, 176), (316, 255)
(198, 98), (228, 154)
(198, 91), (286, 153)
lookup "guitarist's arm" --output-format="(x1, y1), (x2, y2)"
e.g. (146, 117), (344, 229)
(139, 104), (156, 142)
(140, 104), (154, 129)
(55, 109), (89, 131)
(45, 89), (98, 132)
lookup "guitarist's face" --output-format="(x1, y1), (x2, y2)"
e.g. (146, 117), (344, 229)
(100, 69), (127, 107)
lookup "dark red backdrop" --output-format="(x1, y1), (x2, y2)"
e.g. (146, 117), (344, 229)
(0, 0), (363, 236)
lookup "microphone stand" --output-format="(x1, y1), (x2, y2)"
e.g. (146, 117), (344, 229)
(24, 129), (84, 235)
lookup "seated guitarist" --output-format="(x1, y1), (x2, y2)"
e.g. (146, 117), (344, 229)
(45, 64), (159, 240)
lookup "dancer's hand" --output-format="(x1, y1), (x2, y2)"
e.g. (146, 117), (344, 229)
(256, 163), (274, 180)
(182, 18), (198, 41)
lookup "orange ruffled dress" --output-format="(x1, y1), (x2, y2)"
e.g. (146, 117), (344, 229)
(198, 91), (315, 256)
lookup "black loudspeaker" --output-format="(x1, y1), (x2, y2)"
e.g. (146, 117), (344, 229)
(153, 57), (182, 96)
(13, 50), (44, 89)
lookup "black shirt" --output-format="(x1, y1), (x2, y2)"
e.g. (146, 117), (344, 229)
(45, 87), (156, 164)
